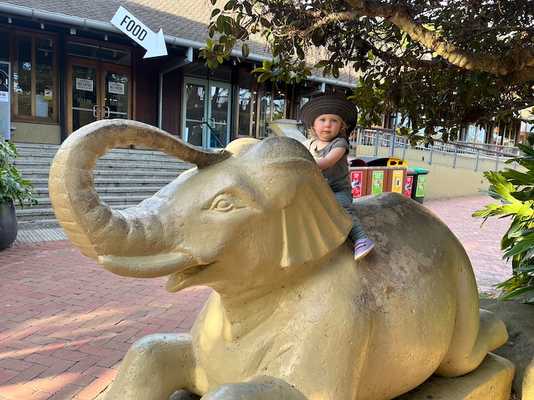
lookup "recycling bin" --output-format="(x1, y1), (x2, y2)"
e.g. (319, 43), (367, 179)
(350, 166), (407, 198)
(407, 167), (429, 203)
(350, 168), (369, 198)
(386, 168), (407, 194)
(366, 157), (408, 168)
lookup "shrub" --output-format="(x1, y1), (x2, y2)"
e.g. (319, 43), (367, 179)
(0, 141), (37, 207)
(474, 135), (534, 302)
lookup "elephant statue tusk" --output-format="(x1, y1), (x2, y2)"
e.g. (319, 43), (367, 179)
(98, 252), (198, 278)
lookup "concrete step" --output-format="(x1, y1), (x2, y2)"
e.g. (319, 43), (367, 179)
(32, 185), (164, 196)
(18, 219), (61, 230)
(15, 159), (192, 172)
(27, 177), (174, 188)
(17, 169), (181, 180)
(16, 204), (131, 221)
(25, 195), (154, 208)
(12, 141), (194, 230)
(15, 151), (192, 164)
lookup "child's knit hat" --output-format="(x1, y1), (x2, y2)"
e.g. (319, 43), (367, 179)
(299, 94), (358, 133)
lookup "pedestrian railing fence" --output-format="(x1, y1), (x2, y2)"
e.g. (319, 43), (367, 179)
(351, 127), (520, 172)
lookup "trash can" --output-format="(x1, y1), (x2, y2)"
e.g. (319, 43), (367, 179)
(350, 168), (369, 198)
(408, 167), (429, 203)
(366, 157), (408, 168)
(369, 167), (387, 195)
(349, 157), (408, 199)
(386, 168), (406, 194)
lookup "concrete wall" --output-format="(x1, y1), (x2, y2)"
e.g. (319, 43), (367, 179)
(12, 122), (61, 144)
(352, 145), (507, 200)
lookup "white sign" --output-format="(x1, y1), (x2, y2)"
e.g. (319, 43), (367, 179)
(110, 6), (168, 59)
(108, 82), (125, 95)
(76, 78), (94, 92)
(0, 91), (8, 103)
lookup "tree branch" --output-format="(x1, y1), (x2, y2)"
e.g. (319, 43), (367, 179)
(303, 11), (359, 36)
(344, 0), (534, 81)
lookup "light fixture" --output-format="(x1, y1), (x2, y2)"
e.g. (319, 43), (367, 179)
(40, 23), (45, 30)
(7, 17), (12, 24)
(104, 34), (108, 41)
(70, 27), (77, 35)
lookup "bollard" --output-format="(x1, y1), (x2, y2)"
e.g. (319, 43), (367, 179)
(453, 146), (458, 168)
(475, 149), (480, 171)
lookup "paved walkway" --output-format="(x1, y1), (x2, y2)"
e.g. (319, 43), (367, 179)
(0, 195), (511, 399)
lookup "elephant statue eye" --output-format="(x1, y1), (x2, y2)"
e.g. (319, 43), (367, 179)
(210, 196), (235, 212)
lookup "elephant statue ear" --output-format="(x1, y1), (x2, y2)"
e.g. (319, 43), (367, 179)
(279, 183), (352, 268)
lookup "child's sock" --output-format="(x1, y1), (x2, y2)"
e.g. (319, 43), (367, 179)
(354, 238), (374, 260)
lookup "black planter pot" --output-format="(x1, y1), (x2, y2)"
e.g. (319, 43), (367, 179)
(0, 201), (18, 251)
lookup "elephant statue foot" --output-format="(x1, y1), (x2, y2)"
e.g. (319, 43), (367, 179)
(201, 377), (308, 400)
(101, 334), (195, 400)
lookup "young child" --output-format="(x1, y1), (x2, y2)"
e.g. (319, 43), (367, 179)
(300, 94), (375, 260)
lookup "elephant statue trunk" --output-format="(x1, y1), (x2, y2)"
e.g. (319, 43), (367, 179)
(48, 119), (230, 276)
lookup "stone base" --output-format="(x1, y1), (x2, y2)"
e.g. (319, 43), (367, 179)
(397, 353), (515, 400)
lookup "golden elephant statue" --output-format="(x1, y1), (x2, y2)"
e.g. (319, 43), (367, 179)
(49, 120), (508, 400)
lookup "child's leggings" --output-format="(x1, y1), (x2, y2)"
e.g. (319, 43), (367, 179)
(334, 190), (369, 244)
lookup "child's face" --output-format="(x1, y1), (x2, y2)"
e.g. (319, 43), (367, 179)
(312, 114), (344, 142)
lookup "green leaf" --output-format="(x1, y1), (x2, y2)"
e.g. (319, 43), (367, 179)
(500, 285), (534, 300)
(211, 8), (221, 19)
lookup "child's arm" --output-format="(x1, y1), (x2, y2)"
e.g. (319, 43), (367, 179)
(315, 147), (346, 171)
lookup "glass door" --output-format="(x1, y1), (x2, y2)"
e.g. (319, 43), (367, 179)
(207, 82), (231, 148)
(183, 79), (206, 147)
(67, 58), (131, 133)
(69, 59), (99, 132)
(183, 78), (231, 149)
(101, 64), (130, 121)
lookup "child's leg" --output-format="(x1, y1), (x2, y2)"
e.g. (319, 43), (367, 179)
(333, 191), (368, 243)
(334, 191), (374, 260)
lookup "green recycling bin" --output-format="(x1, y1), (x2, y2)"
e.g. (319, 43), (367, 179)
(408, 167), (429, 203)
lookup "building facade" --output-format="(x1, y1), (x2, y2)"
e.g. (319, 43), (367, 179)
(0, 1), (355, 148)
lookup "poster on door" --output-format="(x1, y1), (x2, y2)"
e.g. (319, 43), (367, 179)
(350, 170), (363, 198)
(371, 170), (384, 195)
(108, 81), (125, 95)
(391, 170), (404, 193)
(76, 78), (94, 92)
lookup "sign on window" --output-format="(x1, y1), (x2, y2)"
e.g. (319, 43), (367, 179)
(76, 78), (94, 92)
(108, 81), (125, 95)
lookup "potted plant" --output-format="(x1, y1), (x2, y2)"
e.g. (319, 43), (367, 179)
(0, 140), (37, 250)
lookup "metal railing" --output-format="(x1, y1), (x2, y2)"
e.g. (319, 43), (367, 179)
(351, 127), (520, 172)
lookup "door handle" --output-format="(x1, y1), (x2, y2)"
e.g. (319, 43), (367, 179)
(92, 105), (99, 118)
(104, 106), (111, 118)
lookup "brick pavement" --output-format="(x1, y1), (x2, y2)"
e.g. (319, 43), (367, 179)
(0, 195), (512, 399)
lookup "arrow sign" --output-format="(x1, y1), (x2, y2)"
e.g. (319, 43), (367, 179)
(111, 6), (168, 59)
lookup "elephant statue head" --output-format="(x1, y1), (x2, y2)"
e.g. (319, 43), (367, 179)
(49, 119), (351, 296)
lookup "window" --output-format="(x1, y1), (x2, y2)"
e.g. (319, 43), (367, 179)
(258, 88), (286, 139)
(66, 41), (131, 66)
(12, 33), (57, 122)
(237, 88), (256, 136)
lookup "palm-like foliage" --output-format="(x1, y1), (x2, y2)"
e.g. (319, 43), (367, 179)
(474, 135), (534, 302)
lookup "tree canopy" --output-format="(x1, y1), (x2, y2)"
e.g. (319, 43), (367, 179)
(202, 0), (534, 141)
